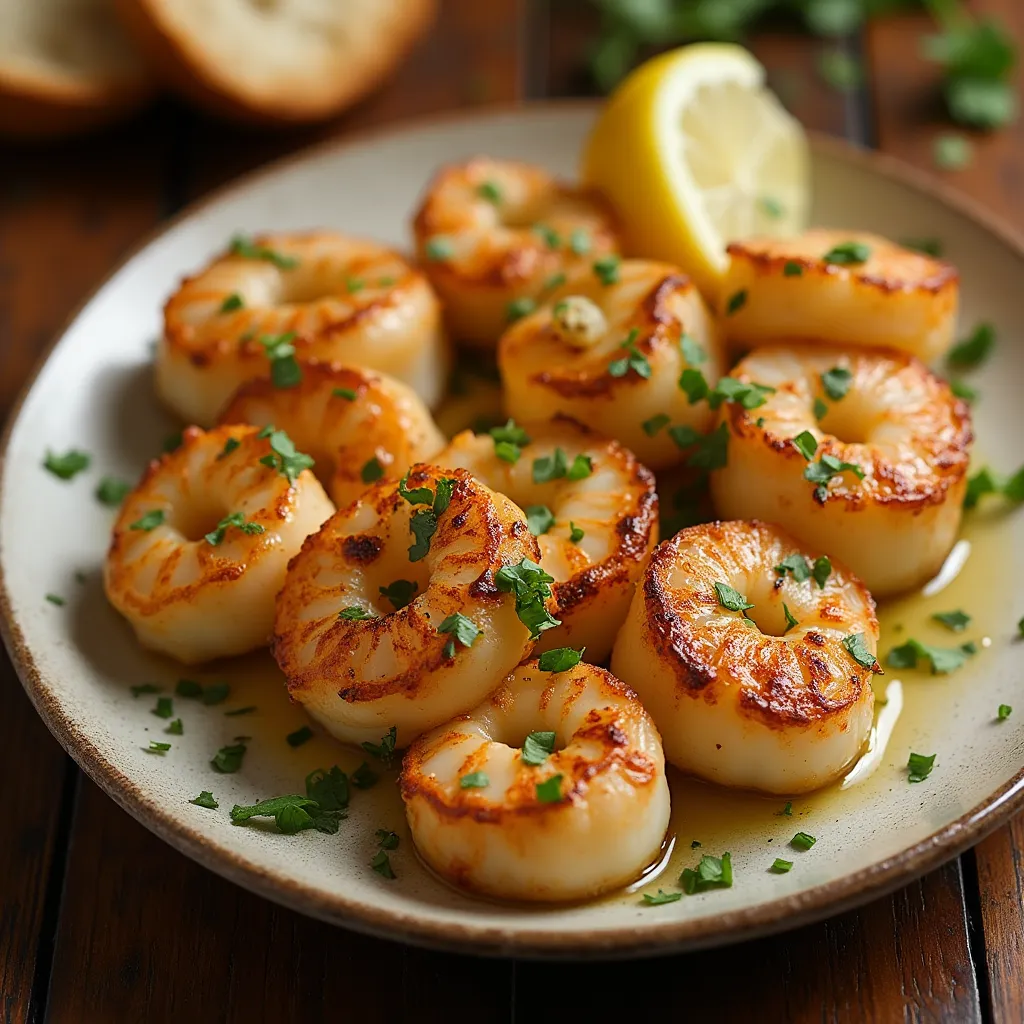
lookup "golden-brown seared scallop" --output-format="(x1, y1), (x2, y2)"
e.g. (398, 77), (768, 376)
(218, 359), (445, 509)
(104, 424), (334, 664)
(722, 229), (959, 363)
(413, 157), (620, 348)
(709, 345), (971, 597)
(434, 418), (658, 662)
(158, 231), (450, 425)
(611, 520), (878, 794)
(401, 659), (671, 902)
(273, 465), (542, 747)
(498, 260), (724, 470)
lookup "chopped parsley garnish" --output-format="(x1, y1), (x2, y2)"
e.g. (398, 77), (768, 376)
(822, 241), (870, 265)
(532, 447), (592, 483)
(506, 297), (537, 322)
(821, 366), (853, 401)
(44, 449), (90, 480)
(361, 457), (384, 483)
(130, 683), (160, 698)
(680, 334), (707, 366)
(379, 579), (418, 610)
(902, 237), (943, 257)
(232, 781), (347, 835)
(771, 858), (793, 873)
(592, 254), (620, 285)
(805, 453), (866, 501)
(351, 762), (378, 789)
(569, 521), (584, 543)
(998, 704), (1013, 721)
(212, 740), (247, 773)
(783, 603), (799, 634)
(791, 431), (818, 460)
(932, 609), (971, 632)
(708, 377), (775, 411)
(489, 419), (531, 463)
(361, 726), (398, 767)
(424, 235), (454, 261)
(779, 802), (793, 816)
(130, 509), (165, 531)
(813, 397), (829, 420)
(714, 582), (754, 613)
(146, 741), (171, 754)
(397, 473), (456, 562)
(204, 512), (264, 546)
(569, 229), (591, 255)
(45, 593), (65, 607)
(537, 647), (584, 672)
(607, 328), (651, 379)
(460, 771), (490, 789)
(526, 504), (555, 536)
(376, 828), (399, 851)
(477, 180), (502, 204)
(775, 554), (811, 583)
(175, 678), (203, 698)
(190, 791), (218, 809)
(495, 558), (560, 639)
(339, 606), (375, 621)
(725, 290), (747, 315)
(783, 260), (803, 277)
(202, 682), (230, 705)
(533, 224), (561, 249)
(668, 425), (700, 451)
(218, 437), (241, 460)
(230, 235), (299, 269)
(642, 890), (683, 905)
(948, 322), (995, 369)
(371, 849), (396, 879)
(305, 765), (350, 813)
(679, 368), (709, 404)
(887, 638), (976, 674)
(681, 852), (733, 894)
(686, 423), (730, 470)
(791, 832), (816, 851)
(333, 387), (357, 401)
(258, 428), (315, 484)
(259, 332), (301, 388)
(287, 726), (314, 748)
(219, 292), (244, 313)
(522, 730), (557, 766)
(166, 718), (183, 735)
(949, 379), (977, 402)
(152, 696), (174, 719)
(907, 752), (936, 783)
(843, 633), (880, 671)
(812, 555), (832, 590)
(409, 509), (437, 561)
(535, 775), (564, 803)
(95, 476), (131, 506)
(963, 465), (1024, 509)
(438, 613), (480, 656)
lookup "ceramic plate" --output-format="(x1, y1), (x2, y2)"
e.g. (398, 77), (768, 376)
(3, 105), (1023, 958)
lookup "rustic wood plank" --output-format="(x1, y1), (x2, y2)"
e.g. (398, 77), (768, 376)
(0, 114), (166, 1024)
(42, 5), (524, 1020)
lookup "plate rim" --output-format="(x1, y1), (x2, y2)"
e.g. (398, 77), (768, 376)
(2, 99), (1023, 958)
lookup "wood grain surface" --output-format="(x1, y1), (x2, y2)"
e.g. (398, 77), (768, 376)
(1, 1), (1022, 1021)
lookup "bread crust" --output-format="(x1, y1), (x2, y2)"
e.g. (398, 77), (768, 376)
(114, 0), (437, 125)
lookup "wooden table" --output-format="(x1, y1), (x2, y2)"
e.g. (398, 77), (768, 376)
(2, 3), (1023, 1020)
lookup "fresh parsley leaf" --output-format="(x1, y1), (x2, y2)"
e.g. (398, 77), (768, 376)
(425, 235), (454, 261)
(130, 509), (165, 531)
(438, 613), (480, 653)
(495, 558), (559, 639)
(351, 762), (378, 789)
(949, 379), (977, 402)
(813, 397), (829, 420)
(822, 241), (870, 265)
(43, 449), (91, 480)
(397, 473), (434, 505)
(947, 322), (995, 369)
(779, 802), (793, 817)
(489, 419), (531, 464)
(607, 328), (651, 379)
(361, 726), (398, 767)
(725, 290), (747, 315)
(202, 682), (230, 706)
(361, 457), (384, 483)
(668, 424), (700, 451)
(190, 791), (218, 809)
(408, 508), (437, 561)
(998, 704), (1013, 721)
(592, 254), (620, 285)
(775, 554), (812, 583)
(165, 718), (183, 735)
(532, 447), (567, 483)
(842, 633), (879, 671)
(791, 431), (818, 460)
(379, 579), (418, 610)
(230, 235), (299, 269)
(642, 889), (683, 905)
(907, 751), (936, 783)
(708, 377), (775, 411)
(783, 260), (804, 277)
(477, 180), (502, 204)
(95, 476), (131, 506)
(535, 774), (564, 803)
(211, 740), (247, 773)
(333, 387), (357, 401)
(526, 504), (555, 536)
(507, 297), (537, 322)
(522, 730), (557, 766)
(460, 771), (489, 789)
(306, 766), (350, 812)
(204, 511), (264, 546)
(568, 454), (593, 480)
(783, 603), (799, 634)
(679, 368), (710, 404)
(259, 429), (314, 484)
(376, 828), (400, 850)
(537, 647), (584, 672)
(175, 678), (203, 699)
(805, 453), (866, 500)
(714, 582), (754, 613)
(687, 422), (730, 470)
(371, 849), (396, 878)
(887, 638), (975, 674)
(812, 555), (832, 590)
(821, 366), (853, 401)
(218, 437), (241, 460)
(771, 858), (794, 873)
(287, 725), (314, 748)
(220, 292), (244, 313)
(146, 741), (171, 754)
(152, 696), (174, 719)
(339, 606), (375, 621)
(680, 852), (733, 894)
(791, 832), (816, 851)
(932, 610), (971, 632)
(680, 334), (707, 366)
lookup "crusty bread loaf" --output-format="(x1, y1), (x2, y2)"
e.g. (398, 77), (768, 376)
(113, 0), (437, 125)
(0, 0), (151, 138)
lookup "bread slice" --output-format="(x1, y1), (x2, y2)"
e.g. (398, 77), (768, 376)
(0, 0), (151, 138)
(114, 0), (437, 125)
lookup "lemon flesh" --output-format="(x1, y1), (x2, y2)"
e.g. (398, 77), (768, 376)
(582, 44), (810, 302)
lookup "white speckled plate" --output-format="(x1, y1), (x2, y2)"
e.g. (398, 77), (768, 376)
(2, 104), (1023, 958)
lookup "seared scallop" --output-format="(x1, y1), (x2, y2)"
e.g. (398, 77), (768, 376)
(499, 260), (724, 470)
(722, 229), (959, 363)
(611, 520), (878, 794)
(709, 344), (972, 597)
(401, 658), (670, 901)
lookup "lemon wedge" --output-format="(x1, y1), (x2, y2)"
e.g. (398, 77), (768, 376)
(582, 44), (810, 301)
